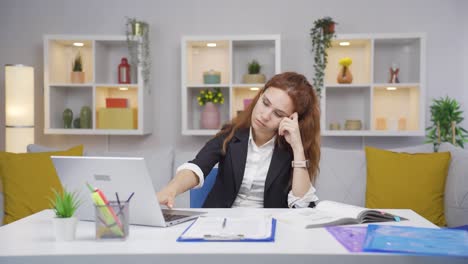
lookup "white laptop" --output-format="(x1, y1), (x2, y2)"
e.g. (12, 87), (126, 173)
(51, 156), (205, 227)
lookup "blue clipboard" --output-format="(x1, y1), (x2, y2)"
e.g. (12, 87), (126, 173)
(177, 218), (277, 242)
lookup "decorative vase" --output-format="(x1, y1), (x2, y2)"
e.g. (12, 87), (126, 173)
(203, 70), (221, 84)
(53, 217), (78, 241)
(70, 72), (85, 83)
(62, 108), (73, 128)
(201, 102), (220, 129)
(242, 74), (266, 84)
(80, 106), (92, 129)
(337, 66), (353, 84)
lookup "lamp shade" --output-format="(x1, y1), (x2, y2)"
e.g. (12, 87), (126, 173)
(6, 65), (34, 126)
(5, 65), (34, 153)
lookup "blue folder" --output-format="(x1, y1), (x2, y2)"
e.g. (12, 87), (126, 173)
(177, 218), (276, 242)
(363, 224), (468, 257)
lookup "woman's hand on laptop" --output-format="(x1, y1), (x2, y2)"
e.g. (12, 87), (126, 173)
(157, 187), (177, 209)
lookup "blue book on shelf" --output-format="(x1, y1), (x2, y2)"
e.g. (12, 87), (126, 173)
(363, 224), (468, 257)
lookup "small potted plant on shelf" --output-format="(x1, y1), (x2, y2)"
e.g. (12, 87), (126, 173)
(197, 87), (224, 129)
(310, 16), (337, 97)
(71, 52), (85, 83)
(425, 96), (468, 152)
(243, 59), (266, 84)
(49, 188), (81, 241)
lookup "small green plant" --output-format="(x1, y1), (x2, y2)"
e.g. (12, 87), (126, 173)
(248, 60), (261, 74)
(425, 96), (468, 151)
(49, 188), (81, 218)
(72, 53), (83, 72)
(197, 87), (224, 106)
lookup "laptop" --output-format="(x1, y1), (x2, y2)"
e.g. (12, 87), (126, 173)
(51, 156), (205, 227)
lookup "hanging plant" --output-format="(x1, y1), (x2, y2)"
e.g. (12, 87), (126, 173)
(310, 16), (337, 97)
(425, 96), (468, 151)
(125, 17), (151, 92)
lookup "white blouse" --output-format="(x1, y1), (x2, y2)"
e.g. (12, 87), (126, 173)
(177, 129), (319, 208)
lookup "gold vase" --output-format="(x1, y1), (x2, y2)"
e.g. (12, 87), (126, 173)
(337, 66), (353, 84)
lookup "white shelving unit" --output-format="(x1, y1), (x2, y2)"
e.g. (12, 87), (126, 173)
(321, 33), (425, 136)
(181, 35), (281, 136)
(43, 35), (152, 135)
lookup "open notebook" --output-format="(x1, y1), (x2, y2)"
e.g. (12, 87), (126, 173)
(275, 200), (406, 228)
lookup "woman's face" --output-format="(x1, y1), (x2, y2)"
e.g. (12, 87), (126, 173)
(251, 87), (294, 136)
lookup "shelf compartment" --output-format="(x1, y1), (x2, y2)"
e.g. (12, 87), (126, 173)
(324, 86), (371, 131)
(325, 39), (372, 85)
(232, 40), (276, 84)
(95, 39), (136, 84)
(373, 38), (421, 83)
(232, 86), (260, 118)
(95, 85), (139, 130)
(48, 85), (93, 129)
(186, 87), (230, 130)
(47, 39), (93, 84)
(185, 40), (230, 86)
(372, 85), (420, 131)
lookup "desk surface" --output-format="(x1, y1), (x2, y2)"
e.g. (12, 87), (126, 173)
(0, 208), (465, 264)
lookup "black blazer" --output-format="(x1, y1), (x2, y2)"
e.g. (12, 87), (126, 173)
(189, 127), (294, 208)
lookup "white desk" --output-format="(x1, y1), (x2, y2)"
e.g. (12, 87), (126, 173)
(0, 209), (465, 264)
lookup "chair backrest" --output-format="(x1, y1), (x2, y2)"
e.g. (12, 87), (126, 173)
(190, 168), (218, 208)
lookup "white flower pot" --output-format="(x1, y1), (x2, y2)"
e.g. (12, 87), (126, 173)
(53, 217), (78, 241)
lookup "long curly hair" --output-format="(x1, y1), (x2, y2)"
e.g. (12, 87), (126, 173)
(217, 72), (321, 182)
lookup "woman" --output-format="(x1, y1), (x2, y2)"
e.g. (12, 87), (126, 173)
(158, 72), (321, 208)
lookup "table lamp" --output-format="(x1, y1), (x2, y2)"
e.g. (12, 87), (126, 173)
(5, 64), (34, 153)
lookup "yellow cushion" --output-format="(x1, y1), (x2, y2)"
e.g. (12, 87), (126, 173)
(0, 145), (83, 224)
(365, 146), (451, 226)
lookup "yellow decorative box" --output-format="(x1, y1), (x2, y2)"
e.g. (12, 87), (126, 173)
(97, 108), (138, 129)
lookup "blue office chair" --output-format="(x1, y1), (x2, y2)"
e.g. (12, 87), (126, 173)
(190, 168), (218, 208)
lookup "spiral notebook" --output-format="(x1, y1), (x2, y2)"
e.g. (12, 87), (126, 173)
(177, 216), (276, 242)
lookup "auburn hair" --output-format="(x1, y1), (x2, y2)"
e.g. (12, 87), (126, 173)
(216, 72), (321, 182)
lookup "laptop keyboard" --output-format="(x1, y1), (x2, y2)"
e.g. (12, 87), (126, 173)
(163, 213), (187, 222)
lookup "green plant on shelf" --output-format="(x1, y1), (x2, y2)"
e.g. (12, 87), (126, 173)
(197, 87), (224, 106)
(48, 188), (81, 218)
(72, 52), (83, 72)
(248, 60), (261, 74)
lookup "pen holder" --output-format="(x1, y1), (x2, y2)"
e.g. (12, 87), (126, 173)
(95, 201), (129, 240)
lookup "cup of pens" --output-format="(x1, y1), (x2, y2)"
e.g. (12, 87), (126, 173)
(95, 200), (130, 240)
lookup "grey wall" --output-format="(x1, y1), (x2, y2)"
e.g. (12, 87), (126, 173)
(0, 0), (467, 153)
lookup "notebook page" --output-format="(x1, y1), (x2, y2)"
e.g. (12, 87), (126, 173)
(316, 200), (366, 219)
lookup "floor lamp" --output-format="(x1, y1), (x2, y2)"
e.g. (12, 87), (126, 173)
(5, 64), (34, 153)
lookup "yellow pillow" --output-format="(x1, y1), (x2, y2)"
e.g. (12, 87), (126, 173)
(365, 146), (451, 226)
(0, 145), (83, 224)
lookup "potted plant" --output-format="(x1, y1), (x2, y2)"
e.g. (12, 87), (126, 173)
(125, 17), (151, 87)
(197, 87), (225, 129)
(70, 52), (85, 83)
(310, 16), (337, 97)
(243, 59), (266, 84)
(49, 188), (81, 241)
(425, 96), (468, 152)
